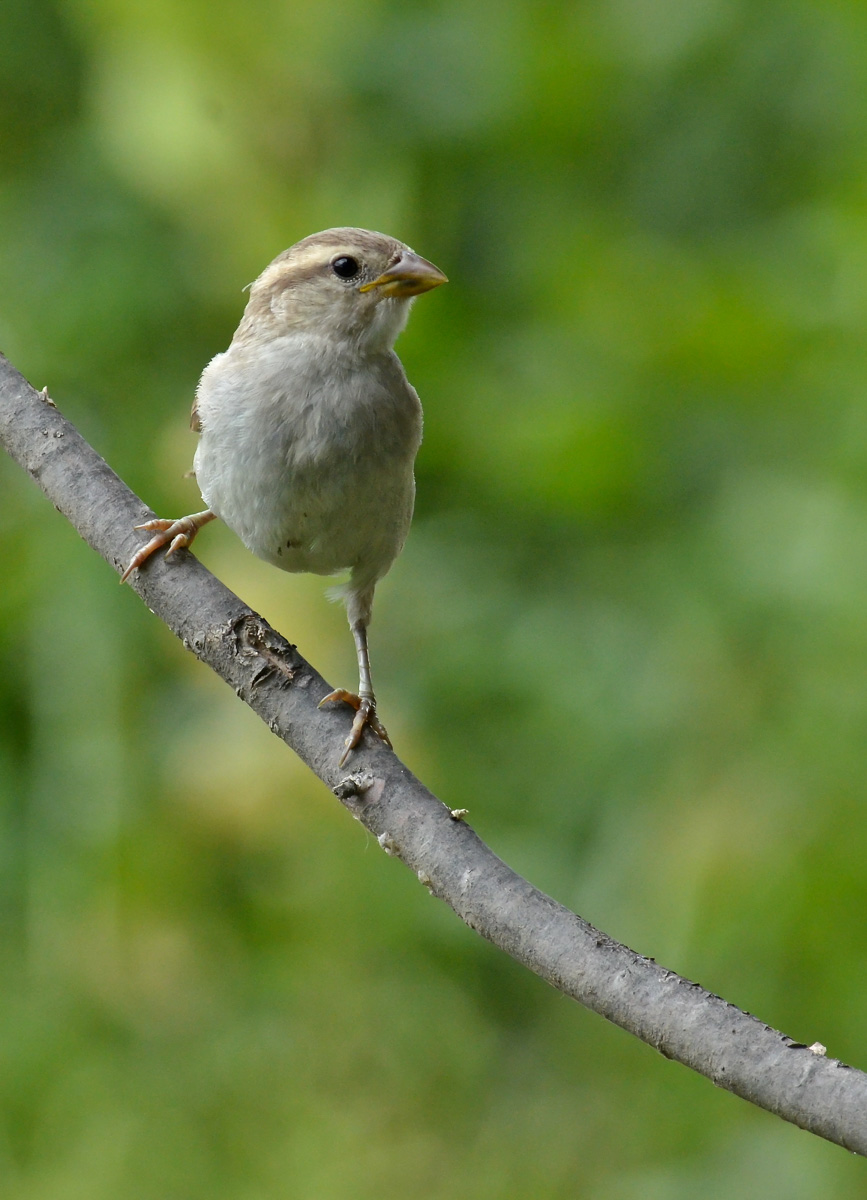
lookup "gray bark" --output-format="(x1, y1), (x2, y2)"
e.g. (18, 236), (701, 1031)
(1, 350), (865, 1154)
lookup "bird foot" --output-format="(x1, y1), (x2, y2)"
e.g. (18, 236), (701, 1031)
(121, 510), (215, 583)
(319, 689), (392, 766)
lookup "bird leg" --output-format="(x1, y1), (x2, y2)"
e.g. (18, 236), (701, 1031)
(319, 619), (392, 766)
(120, 510), (216, 583)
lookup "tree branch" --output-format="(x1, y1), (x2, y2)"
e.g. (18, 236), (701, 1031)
(2, 350), (865, 1155)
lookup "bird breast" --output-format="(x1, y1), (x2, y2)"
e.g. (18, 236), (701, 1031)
(192, 333), (424, 581)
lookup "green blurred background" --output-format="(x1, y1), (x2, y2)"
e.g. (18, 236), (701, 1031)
(2, 0), (867, 1194)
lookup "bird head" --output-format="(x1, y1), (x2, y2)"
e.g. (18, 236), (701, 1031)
(238, 228), (447, 352)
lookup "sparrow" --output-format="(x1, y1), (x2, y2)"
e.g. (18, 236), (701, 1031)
(122, 227), (447, 765)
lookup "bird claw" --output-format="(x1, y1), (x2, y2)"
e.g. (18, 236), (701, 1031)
(319, 689), (392, 766)
(120, 511), (214, 583)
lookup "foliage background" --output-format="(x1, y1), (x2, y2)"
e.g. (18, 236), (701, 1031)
(2, 0), (867, 1194)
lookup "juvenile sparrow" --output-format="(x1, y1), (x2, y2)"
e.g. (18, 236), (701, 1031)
(122, 227), (447, 765)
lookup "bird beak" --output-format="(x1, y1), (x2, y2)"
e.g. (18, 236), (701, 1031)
(359, 251), (448, 297)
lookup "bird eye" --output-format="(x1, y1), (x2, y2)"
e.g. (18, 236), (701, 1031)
(332, 255), (360, 279)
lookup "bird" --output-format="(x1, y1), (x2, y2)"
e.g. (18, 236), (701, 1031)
(122, 227), (447, 765)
